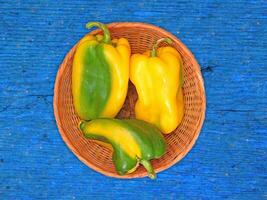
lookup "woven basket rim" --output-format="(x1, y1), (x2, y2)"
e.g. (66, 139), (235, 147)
(53, 22), (206, 179)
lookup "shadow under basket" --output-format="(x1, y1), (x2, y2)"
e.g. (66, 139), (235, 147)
(54, 22), (206, 178)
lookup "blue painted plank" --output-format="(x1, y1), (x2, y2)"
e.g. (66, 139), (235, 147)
(0, 0), (266, 199)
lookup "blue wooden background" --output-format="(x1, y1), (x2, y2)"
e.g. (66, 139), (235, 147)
(0, 0), (266, 199)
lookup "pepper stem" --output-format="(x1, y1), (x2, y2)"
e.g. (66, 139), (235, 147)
(140, 159), (156, 179)
(78, 120), (86, 131)
(86, 22), (111, 44)
(151, 38), (173, 57)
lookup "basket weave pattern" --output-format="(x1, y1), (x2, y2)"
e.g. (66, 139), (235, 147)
(54, 22), (206, 178)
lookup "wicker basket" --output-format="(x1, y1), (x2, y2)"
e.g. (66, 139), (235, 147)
(54, 22), (206, 178)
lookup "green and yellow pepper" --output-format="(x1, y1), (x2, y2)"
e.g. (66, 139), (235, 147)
(130, 38), (184, 134)
(72, 22), (130, 120)
(79, 118), (166, 179)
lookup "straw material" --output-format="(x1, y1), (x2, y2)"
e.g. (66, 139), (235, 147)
(53, 22), (206, 178)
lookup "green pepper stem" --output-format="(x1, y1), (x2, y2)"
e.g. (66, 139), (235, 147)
(78, 120), (86, 131)
(140, 159), (156, 179)
(151, 38), (173, 57)
(86, 22), (111, 44)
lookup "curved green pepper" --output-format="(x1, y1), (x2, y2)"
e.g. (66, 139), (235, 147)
(72, 22), (130, 120)
(79, 118), (166, 179)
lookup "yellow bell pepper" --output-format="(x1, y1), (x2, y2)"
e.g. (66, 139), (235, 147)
(79, 118), (166, 179)
(72, 22), (131, 120)
(130, 38), (184, 134)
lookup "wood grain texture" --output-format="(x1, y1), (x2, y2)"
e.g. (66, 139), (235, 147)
(0, 0), (266, 199)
